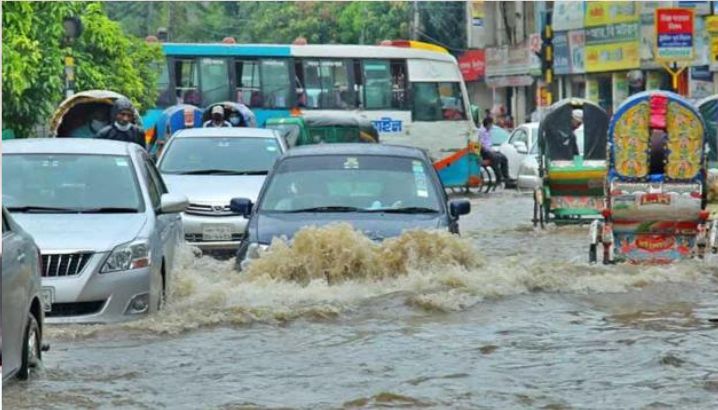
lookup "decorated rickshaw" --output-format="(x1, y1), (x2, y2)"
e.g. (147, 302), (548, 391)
(145, 104), (203, 156)
(50, 90), (141, 138)
(533, 98), (609, 228)
(589, 91), (717, 264)
(697, 95), (718, 251)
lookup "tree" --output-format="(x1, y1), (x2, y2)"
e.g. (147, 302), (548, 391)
(2, 2), (163, 138)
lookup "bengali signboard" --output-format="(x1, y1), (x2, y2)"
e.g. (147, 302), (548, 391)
(553, 1), (585, 31)
(585, 22), (640, 72)
(585, 2), (638, 27)
(569, 30), (586, 73)
(690, 65), (713, 99)
(655, 8), (695, 61)
(458, 50), (485, 82)
(554, 32), (571, 74)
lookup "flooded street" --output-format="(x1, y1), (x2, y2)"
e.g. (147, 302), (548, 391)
(5, 191), (718, 409)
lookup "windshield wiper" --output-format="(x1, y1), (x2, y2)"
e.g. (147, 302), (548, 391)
(286, 206), (362, 213)
(6, 206), (85, 214)
(176, 169), (268, 175)
(79, 207), (140, 214)
(366, 207), (440, 214)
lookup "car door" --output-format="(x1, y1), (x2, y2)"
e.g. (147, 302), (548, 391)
(504, 127), (530, 180)
(1, 209), (29, 377)
(143, 156), (181, 276)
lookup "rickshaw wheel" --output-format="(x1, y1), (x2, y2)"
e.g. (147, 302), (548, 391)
(588, 244), (597, 264)
(481, 166), (493, 193)
(533, 196), (545, 229)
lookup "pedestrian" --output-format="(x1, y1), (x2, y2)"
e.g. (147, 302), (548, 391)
(203, 105), (232, 128)
(478, 117), (510, 186)
(95, 97), (146, 149)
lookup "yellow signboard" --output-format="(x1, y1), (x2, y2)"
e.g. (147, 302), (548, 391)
(585, 2), (639, 27)
(585, 42), (640, 72)
(707, 15), (718, 33)
(471, 1), (484, 20)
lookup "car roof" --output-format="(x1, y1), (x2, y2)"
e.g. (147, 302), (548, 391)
(173, 127), (279, 138)
(282, 143), (427, 159)
(3, 138), (139, 156)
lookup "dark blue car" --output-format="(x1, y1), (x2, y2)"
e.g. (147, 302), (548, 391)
(230, 144), (470, 270)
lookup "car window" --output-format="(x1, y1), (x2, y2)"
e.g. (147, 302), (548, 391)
(144, 160), (163, 209)
(3, 154), (144, 212)
(160, 137), (281, 174)
(259, 155), (442, 212)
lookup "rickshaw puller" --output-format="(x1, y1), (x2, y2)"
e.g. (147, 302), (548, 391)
(95, 97), (146, 149)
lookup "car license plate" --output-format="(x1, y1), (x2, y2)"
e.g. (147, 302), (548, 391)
(202, 224), (233, 241)
(41, 287), (54, 312)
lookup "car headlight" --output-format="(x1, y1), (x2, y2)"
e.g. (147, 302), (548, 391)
(101, 240), (151, 273)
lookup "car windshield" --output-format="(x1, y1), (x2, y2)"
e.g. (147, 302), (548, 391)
(259, 155), (442, 213)
(159, 137), (281, 174)
(490, 126), (511, 146)
(3, 154), (144, 213)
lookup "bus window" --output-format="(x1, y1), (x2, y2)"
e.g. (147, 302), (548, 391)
(390, 60), (407, 109)
(236, 60), (260, 106)
(302, 59), (354, 109)
(154, 61), (173, 107)
(175, 59), (200, 106)
(362, 60), (392, 109)
(199, 58), (230, 106)
(260, 59), (291, 108)
(411, 82), (466, 121)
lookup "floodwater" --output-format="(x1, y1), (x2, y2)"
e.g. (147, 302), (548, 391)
(4, 191), (718, 409)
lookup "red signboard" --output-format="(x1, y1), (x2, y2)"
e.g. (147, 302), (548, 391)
(458, 49), (485, 82)
(656, 8), (693, 33)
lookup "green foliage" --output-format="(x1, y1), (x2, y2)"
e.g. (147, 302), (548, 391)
(2, 2), (162, 138)
(105, 2), (412, 45)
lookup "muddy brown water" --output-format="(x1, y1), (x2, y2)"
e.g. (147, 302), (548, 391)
(4, 191), (717, 409)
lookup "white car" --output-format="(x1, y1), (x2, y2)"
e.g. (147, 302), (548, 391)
(157, 127), (287, 253)
(497, 122), (539, 188)
(3, 139), (188, 323)
(514, 124), (585, 192)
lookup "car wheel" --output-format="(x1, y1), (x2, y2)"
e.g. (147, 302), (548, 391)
(18, 313), (41, 380)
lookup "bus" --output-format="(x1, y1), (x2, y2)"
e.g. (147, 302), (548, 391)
(145, 40), (476, 159)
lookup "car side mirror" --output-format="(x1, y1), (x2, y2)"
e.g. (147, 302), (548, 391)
(160, 193), (188, 214)
(448, 199), (470, 218)
(514, 141), (528, 154)
(230, 197), (253, 218)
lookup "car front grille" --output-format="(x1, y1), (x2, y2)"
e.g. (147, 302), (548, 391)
(185, 203), (237, 216)
(41, 253), (93, 277)
(185, 233), (244, 242)
(45, 301), (105, 317)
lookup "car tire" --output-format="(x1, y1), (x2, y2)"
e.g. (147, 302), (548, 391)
(18, 313), (41, 380)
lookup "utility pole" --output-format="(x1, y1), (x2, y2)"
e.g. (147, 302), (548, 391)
(412, 0), (420, 40)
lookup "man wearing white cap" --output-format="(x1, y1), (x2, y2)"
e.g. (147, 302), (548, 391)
(565, 109), (583, 157)
(203, 105), (232, 128)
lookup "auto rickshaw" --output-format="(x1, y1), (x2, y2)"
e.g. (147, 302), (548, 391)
(589, 91), (717, 264)
(50, 90), (142, 138)
(203, 101), (257, 128)
(145, 104), (203, 156)
(533, 98), (609, 228)
(264, 112), (379, 147)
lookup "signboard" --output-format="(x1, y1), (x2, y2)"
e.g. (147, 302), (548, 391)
(471, 1), (484, 26)
(585, 2), (638, 27)
(612, 73), (629, 112)
(485, 40), (541, 87)
(678, 1), (710, 15)
(640, 1), (674, 24)
(655, 8), (695, 61)
(585, 23), (640, 72)
(569, 30), (586, 73)
(553, 1), (585, 31)
(554, 32), (571, 74)
(690, 65), (713, 98)
(458, 50), (485, 82)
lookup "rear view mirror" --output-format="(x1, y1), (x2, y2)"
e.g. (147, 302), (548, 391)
(230, 197), (253, 218)
(448, 199), (471, 218)
(160, 193), (188, 214)
(514, 141), (528, 154)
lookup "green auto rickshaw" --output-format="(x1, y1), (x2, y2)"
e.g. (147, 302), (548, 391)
(265, 112), (379, 148)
